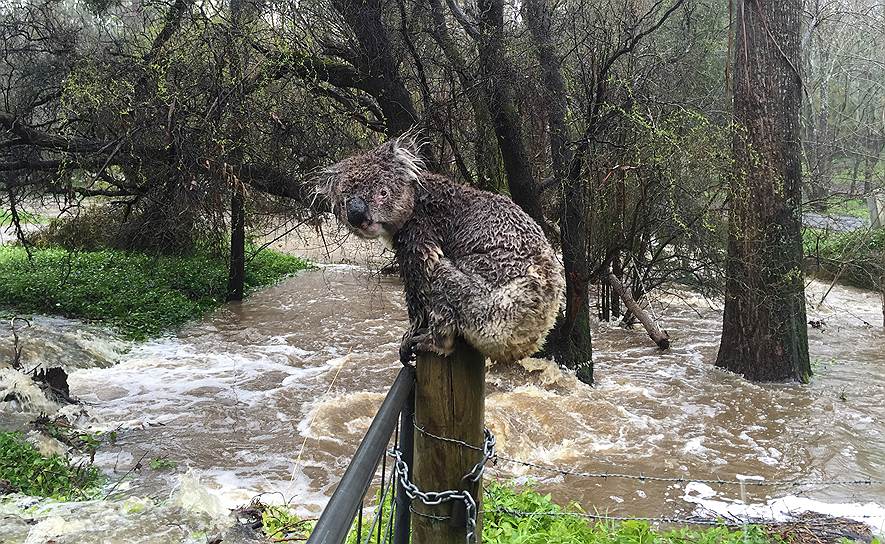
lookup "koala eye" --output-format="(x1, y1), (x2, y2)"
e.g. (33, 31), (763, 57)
(379, 187), (390, 199)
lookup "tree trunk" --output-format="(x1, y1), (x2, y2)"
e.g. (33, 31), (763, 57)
(331, 0), (419, 137)
(717, 0), (811, 382)
(225, 1), (249, 302)
(475, 0), (546, 229)
(523, 0), (592, 384)
(808, 52), (832, 208)
(608, 273), (669, 349)
(425, 0), (503, 192)
(227, 188), (246, 302)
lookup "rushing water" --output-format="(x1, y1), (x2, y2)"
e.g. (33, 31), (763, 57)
(1, 250), (884, 541)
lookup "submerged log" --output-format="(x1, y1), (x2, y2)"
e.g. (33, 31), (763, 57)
(608, 273), (670, 349)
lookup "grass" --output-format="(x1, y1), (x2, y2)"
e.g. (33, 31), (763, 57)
(482, 483), (781, 544)
(825, 198), (870, 220)
(0, 431), (104, 500)
(260, 483), (792, 544)
(0, 245), (310, 340)
(803, 227), (885, 290)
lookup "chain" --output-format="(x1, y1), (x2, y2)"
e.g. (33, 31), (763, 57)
(388, 446), (481, 544)
(464, 429), (496, 483)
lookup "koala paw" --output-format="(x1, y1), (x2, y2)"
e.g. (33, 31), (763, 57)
(399, 329), (424, 365)
(413, 328), (455, 358)
(399, 327), (455, 364)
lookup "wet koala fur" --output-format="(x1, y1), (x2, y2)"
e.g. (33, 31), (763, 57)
(319, 137), (564, 364)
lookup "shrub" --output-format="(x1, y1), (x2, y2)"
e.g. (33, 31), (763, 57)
(803, 228), (885, 290)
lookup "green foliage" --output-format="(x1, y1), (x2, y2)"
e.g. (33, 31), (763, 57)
(0, 432), (104, 500)
(261, 504), (312, 540)
(589, 105), (732, 297)
(148, 457), (177, 471)
(344, 486), (396, 544)
(483, 483), (781, 544)
(0, 246), (310, 340)
(826, 198), (870, 220)
(37, 420), (117, 464)
(314, 483), (784, 544)
(803, 228), (885, 290)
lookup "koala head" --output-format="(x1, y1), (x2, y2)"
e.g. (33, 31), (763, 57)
(317, 136), (424, 241)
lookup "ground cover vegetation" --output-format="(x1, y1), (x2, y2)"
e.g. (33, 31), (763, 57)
(804, 228), (885, 291)
(257, 482), (834, 544)
(0, 244), (309, 340)
(0, 431), (103, 500)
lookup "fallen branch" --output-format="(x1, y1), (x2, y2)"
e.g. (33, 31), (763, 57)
(608, 272), (670, 349)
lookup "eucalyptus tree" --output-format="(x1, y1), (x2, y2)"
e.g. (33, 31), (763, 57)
(717, 0), (811, 382)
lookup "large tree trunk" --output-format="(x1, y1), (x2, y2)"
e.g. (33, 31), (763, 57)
(523, 0), (592, 384)
(475, 0), (546, 229)
(331, 0), (418, 137)
(717, 0), (811, 382)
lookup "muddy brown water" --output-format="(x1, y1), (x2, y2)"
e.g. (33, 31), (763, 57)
(1, 258), (884, 541)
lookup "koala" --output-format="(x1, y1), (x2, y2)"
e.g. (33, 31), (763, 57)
(319, 136), (564, 365)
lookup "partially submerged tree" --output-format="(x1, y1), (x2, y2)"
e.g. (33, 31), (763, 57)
(717, 0), (811, 382)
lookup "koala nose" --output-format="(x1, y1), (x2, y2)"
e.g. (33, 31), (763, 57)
(346, 197), (368, 227)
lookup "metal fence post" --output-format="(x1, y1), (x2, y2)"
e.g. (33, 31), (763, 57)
(307, 366), (415, 544)
(393, 374), (415, 544)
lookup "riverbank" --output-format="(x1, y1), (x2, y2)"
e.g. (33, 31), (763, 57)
(0, 245), (310, 340)
(804, 227), (885, 293)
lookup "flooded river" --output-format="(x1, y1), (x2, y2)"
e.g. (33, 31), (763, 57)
(1, 251), (884, 541)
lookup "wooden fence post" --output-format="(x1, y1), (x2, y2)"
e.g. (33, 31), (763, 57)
(412, 339), (486, 544)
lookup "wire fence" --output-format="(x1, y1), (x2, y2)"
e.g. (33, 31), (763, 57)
(395, 418), (885, 533)
(413, 418), (885, 489)
(308, 367), (885, 544)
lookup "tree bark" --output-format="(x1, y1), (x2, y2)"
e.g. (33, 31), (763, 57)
(608, 273), (670, 349)
(717, 0), (811, 382)
(523, 0), (592, 384)
(225, 0), (249, 302)
(331, 0), (418, 137)
(475, 0), (546, 229)
(426, 0), (502, 191)
(227, 188), (246, 302)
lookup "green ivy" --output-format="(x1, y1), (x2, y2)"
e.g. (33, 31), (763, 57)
(0, 432), (104, 500)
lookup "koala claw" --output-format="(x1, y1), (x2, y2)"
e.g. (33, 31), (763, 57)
(399, 327), (454, 364)
(399, 328), (426, 365)
(412, 328), (455, 358)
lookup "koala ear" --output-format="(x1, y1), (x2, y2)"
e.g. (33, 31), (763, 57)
(383, 132), (425, 183)
(310, 163), (341, 211)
